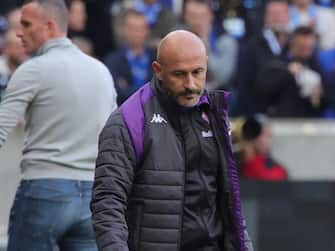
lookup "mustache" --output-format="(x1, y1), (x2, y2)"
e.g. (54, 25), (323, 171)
(176, 88), (202, 97)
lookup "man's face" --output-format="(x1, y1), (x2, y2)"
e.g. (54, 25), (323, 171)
(254, 127), (272, 155)
(153, 46), (207, 107)
(69, 0), (87, 32)
(143, 0), (158, 5)
(184, 1), (213, 36)
(265, 2), (290, 32)
(294, 0), (312, 8)
(16, 2), (49, 54)
(123, 14), (149, 49)
(4, 34), (28, 68)
(290, 35), (316, 61)
(7, 9), (22, 31)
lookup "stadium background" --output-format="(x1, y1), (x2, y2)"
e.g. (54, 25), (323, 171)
(1, 0), (335, 250)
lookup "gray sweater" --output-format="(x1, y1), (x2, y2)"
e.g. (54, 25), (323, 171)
(0, 38), (117, 181)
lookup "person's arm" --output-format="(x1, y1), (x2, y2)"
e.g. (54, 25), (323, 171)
(91, 111), (136, 251)
(103, 53), (136, 105)
(0, 60), (39, 148)
(208, 35), (238, 89)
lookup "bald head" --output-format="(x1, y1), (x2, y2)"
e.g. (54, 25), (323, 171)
(157, 30), (207, 65)
(23, 0), (69, 32)
(152, 30), (208, 107)
(17, 0), (68, 54)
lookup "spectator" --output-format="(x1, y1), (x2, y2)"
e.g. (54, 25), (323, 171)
(7, 8), (22, 32)
(0, 29), (28, 101)
(68, 0), (87, 38)
(0, 16), (8, 55)
(181, 0), (238, 90)
(72, 36), (94, 56)
(104, 9), (155, 105)
(85, 0), (116, 58)
(162, 0), (184, 15)
(290, 0), (335, 50)
(255, 26), (324, 117)
(231, 0), (290, 116)
(134, 0), (178, 47)
(0, 8), (21, 53)
(287, 26), (324, 113)
(315, 0), (334, 7)
(0, 0), (117, 250)
(319, 48), (335, 116)
(68, 1), (98, 56)
(241, 114), (288, 180)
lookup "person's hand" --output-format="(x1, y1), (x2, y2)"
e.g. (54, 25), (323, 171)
(17, 117), (26, 128)
(310, 84), (323, 107)
(288, 62), (303, 76)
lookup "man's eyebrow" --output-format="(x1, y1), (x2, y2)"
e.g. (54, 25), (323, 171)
(194, 67), (205, 71)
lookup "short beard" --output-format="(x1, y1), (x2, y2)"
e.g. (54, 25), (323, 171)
(175, 87), (203, 97)
(168, 87), (204, 107)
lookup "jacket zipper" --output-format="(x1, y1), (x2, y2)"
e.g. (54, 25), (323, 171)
(178, 119), (187, 251)
(189, 111), (212, 210)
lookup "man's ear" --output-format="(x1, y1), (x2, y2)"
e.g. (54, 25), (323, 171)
(152, 61), (162, 80)
(46, 19), (57, 37)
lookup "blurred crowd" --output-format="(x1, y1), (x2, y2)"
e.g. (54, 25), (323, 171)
(0, 0), (335, 180)
(1, 0), (335, 116)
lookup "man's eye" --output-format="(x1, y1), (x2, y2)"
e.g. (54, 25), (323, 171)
(21, 21), (30, 28)
(193, 69), (203, 75)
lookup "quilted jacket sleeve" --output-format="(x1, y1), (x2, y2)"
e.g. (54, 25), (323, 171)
(91, 110), (137, 251)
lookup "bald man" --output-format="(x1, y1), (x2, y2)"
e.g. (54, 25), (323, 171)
(91, 30), (253, 251)
(0, 0), (117, 250)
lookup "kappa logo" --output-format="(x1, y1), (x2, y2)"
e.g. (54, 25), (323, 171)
(150, 113), (167, 124)
(202, 130), (213, 138)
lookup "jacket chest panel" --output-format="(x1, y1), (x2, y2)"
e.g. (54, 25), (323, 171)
(142, 99), (185, 173)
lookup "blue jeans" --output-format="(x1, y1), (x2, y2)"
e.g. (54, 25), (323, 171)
(7, 179), (97, 251)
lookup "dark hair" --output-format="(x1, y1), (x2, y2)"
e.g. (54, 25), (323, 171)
(121, 9), (147, 26)
(182, 0), (213, 14)
(23, 0), (69, 32)
(184, 0), (213, 6)
(241, 114), (268, 141)
(291, 26), (316, 38)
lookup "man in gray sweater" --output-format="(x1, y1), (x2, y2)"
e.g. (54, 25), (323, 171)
(0, 0), (117, 250)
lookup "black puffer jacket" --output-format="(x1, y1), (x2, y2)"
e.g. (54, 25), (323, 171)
(91, 79), (253, 251)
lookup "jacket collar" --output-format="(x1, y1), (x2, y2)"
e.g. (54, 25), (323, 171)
(36, 37), (72, 56)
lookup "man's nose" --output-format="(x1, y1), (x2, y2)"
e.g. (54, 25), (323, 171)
(184, 74), (196, 89)
(16, 29), (23, 38)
